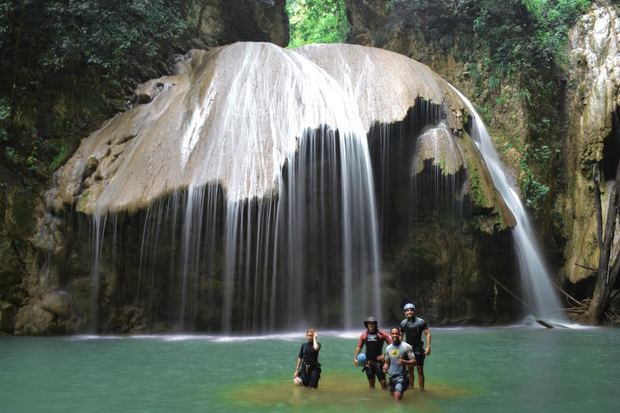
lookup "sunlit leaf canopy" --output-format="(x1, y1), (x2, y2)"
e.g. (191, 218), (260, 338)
(286, 0), (349, 48)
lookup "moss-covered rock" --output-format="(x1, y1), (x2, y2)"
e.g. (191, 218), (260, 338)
(14, 303), (55, 335)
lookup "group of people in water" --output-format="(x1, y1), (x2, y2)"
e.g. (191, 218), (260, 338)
(293, 302), (431, 402)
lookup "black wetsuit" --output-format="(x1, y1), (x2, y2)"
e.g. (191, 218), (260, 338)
(358, 330), (392, 380)
(298, 342), (321, 388)
(400, 316), (428, 366)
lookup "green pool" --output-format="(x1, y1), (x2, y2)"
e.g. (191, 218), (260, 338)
(0, 327), (618, 412)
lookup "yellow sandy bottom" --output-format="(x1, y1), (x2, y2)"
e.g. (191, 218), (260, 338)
(224, 372), (470, 412)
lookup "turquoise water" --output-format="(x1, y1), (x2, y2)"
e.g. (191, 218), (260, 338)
(0, 327), (618, 412)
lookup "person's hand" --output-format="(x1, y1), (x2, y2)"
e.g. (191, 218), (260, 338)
(313, 332), (318, 340)
(397, 357), (404, 365)
(376, 354), (384, 361)
(425, 347), (431, 357)
(354, 358), (358, 367)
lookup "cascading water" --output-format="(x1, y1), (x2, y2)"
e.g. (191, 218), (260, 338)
(449, 85), (566, 322)
(52, 42), (531, 332)
(65, 43), (389, 332)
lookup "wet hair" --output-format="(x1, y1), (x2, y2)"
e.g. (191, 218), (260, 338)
(306, 328), (316, 335)
(390, 327), (401, 335)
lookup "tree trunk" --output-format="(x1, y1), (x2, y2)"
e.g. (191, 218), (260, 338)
(585, 161), (620, 323)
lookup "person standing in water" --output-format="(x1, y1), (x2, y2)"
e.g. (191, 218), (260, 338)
(294, 328), (321, 388)
(383, 327), (416, 401)
(400, 302), (431, 390)
(353, 316), (392, 389)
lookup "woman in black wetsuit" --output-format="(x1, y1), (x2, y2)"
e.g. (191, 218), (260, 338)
(294, 328), (321, 388)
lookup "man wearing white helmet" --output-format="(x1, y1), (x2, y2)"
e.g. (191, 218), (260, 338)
(400, 302), (431, 390)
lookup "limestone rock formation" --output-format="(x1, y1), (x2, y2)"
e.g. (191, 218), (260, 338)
(33, 42), (519, 332)
(49, 42), (495, 216)
(412, 123), (465, 176)
(563, 1), (620, 285)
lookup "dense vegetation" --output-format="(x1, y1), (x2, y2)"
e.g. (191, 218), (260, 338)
(286, 0), (348, 47)
(0, 0), (190, 179)
(385, 0), (591, 215)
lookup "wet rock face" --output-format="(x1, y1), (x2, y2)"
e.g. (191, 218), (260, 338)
(187, 0), (289, 47)
(563, 2), (620, 284)
(343, 0), (390, 46)
(41, 291), (72, 318)
(14, 304), (55, 335)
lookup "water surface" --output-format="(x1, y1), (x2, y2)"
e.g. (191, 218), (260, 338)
(0, 327), (617, 412)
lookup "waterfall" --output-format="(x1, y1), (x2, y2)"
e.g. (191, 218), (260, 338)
(79, 43), (385, 332)
(57, 42), (554, 331)
(449, 85), (566, 322)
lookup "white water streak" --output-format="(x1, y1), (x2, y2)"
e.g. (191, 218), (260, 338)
(449, 84), (565, 322)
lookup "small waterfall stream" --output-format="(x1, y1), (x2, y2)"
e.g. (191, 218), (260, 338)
(449, 85), (566, 322)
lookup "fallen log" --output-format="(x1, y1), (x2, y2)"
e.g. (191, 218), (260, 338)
(482, 273), (554, 328)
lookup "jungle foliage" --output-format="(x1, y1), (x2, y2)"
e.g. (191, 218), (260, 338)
(0, 0), (190, 178)
(286, 0), (349, 47)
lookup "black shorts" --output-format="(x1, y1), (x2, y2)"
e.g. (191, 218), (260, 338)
(364, 360), (386, 381)
(412, 348), (425, 367)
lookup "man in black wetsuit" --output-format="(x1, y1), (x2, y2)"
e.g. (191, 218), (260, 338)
(294, 328), (321, 388)
(353, 316), (392, 389)
(400, 303), (431, 390)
